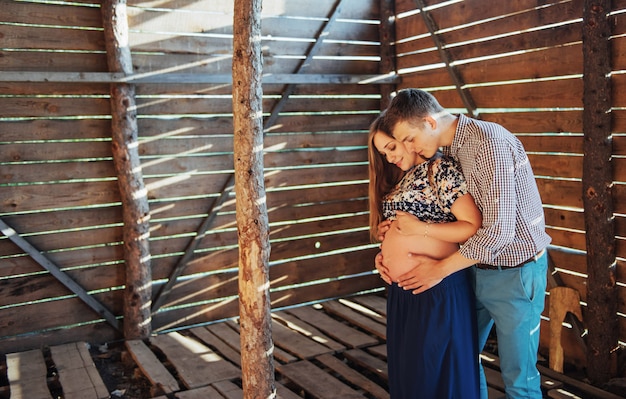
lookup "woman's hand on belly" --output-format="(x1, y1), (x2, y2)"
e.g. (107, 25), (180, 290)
(381, 220), (459, 282)
(374, 251), (392, 285)
(394, 210), (424, 236)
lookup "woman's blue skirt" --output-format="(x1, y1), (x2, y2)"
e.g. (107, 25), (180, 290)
(386, 268), (480, 399)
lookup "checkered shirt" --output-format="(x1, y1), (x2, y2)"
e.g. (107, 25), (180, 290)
(444, 114), (552, 266)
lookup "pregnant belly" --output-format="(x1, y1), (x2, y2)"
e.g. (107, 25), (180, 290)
(380, 220), (459, 282)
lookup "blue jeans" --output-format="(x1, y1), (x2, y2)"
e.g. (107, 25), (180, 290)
(473, 252), (548, 399)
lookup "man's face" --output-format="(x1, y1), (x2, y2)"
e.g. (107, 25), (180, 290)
(392, 120), (439, 159)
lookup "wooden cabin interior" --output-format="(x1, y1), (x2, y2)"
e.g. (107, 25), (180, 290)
(1, 0), (625, 398)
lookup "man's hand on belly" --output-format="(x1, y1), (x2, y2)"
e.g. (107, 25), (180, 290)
(397, 254), (445, 294)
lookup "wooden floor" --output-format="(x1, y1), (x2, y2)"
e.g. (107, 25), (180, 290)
(1, 294), (623, 399)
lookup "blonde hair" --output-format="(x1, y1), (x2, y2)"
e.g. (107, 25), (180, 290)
(368, 114), (403, 242)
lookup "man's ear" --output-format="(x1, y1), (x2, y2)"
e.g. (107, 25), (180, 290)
(423, 116), (437, 130)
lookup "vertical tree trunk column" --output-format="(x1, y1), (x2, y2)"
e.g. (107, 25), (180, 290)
(102, 0), (152, 339)
(378, 0), (396, 110)
(232, 0), (275, 398)
(582, 0), (616, 385)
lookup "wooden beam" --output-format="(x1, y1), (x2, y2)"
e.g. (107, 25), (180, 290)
(0, 72), (399, 85)
(581, 0), (616, 385)
(379, 0), (397, 110)
(413, 0), (478, 118)
(233, 0), (275, 398)
(0, 218), (121, 331)
(102, 0), (152, 340)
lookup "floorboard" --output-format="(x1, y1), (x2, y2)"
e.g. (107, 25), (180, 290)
(1, 294), (623, 399)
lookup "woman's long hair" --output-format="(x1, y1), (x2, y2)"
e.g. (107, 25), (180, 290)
(368, 114), (404, 242)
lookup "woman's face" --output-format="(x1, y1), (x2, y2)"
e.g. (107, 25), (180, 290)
(373, 131), (418, 171)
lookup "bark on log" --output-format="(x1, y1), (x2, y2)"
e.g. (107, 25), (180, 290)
(102, 0), (152, 339)
(232, 0), (275, 398)
(582, 0), (617, 385)
(379, 0), (396, 110)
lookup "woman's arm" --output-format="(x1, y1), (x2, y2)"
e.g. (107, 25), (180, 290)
(394, 193), (482, 243)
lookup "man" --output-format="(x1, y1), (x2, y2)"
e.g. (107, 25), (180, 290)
(376, 88), (551, 399)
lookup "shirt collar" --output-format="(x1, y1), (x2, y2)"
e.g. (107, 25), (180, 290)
(447, 114), (471, 157)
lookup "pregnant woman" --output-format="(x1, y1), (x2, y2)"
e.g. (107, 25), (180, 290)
(368, 116), (481, 399)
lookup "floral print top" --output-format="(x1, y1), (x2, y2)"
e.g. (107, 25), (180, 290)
(382, 156), (468, 224)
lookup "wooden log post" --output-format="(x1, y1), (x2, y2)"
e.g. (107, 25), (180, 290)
(232, 0), (275, 398)
(582, 0), (617, 385)
(102, 0), (152, 339)
(379, 0), (396, 110)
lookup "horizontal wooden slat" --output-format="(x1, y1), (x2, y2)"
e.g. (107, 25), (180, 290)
(0, 25), (105, 51)
(437, 0), (581, 48)
(0, 51), (108, 72)
(528, 154), (582, 179)
(0, 98), (110, 118)
(0, 71), (397, 85)
(544, 207), (585, 231)
(395, 0), (562, 28)
(518, 135), (583, 154)
(404, 44), (583, 89)
(1, 143), (113, 163)
(1, 180), (120, 213)
(128, 15), (380, 47)
(0, 0), (103, 27)
(469, 79), (583, 109)
(547, 227), (586, 252)
(0, 119), (111, 140)
(482, 111), (583, 135)
(0, 294), (121, 339)
(128, 0), (379, 19)
(0, 232), (122, 267)
(537, 178), (583, 209)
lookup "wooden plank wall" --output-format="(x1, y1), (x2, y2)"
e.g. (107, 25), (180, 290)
(394, 0), (626, 367)
(0, 0), (123, 350)
(2, 0), (625, 367)
(0, 0), (385, 352)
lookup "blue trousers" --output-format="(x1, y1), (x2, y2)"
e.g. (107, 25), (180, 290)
(473, 252), (548, 399)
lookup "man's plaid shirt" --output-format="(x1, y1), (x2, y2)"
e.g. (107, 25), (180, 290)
(444, 114), (552, 267)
